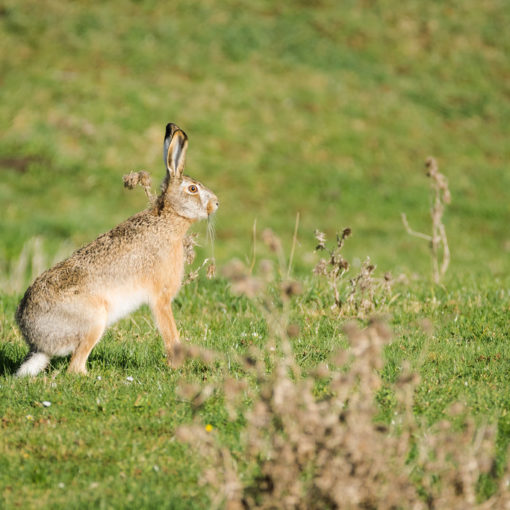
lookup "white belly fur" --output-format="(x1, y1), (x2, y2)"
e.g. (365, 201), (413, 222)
(105, 288), (149, 326)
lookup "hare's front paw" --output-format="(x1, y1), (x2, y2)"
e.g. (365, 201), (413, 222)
(166, 356), (178, 369)
(166, 343), (184, 369)
(68, 363), (88, 375)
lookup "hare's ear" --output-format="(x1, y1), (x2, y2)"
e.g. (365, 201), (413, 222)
(163, 123), (188, 178)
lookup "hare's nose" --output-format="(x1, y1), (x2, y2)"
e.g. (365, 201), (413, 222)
(207, 198), (219, 215)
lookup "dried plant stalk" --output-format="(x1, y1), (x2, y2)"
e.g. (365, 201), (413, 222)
(123, 170), (156, 203)
(313, 228), (392, 316)
(402, 157), (451, 283)
(287, 212), (300, 278)
(174, 234), (506, 508)
(175, 318), (506, 509)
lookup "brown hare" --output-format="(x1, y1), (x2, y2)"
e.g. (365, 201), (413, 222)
(15, 123), (218, 376)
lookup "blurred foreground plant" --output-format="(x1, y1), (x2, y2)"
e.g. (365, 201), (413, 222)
(175, 316), (508, 509)
(175, 229), (508, 509)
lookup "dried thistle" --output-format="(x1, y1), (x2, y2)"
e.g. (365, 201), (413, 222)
(183, 233), (199, 265)
(258, 259), (274, 280)
(261, 228), (282, 254)
(345, 257), (378, 315)
(314, 229), (327, 251)
(183, 258), (212, 285)
(206, 261), (216, 280)
(402, 157), (451, 283)
(313, 258), (328, 276)
(231, 275), (265, 298)
(123, 170), (156, 203)
(280, 280), (303, 299)
(312, 228), (392, 316)
(172, 342), (219, 370)
(175, 318), (506, 509)
(180, 235), (217, 284)
(221, 259), (248, 282)
(221, 259), (267, 298)
(286, 324), (300, 338)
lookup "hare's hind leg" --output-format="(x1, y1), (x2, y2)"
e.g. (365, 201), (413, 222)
(151, 297), (180, 368)
(68, 318), (106, 375)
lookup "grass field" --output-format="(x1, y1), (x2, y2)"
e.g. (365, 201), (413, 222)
(1, 0), (510, 508)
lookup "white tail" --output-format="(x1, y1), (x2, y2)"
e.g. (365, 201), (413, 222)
(16, 352), (50, 377)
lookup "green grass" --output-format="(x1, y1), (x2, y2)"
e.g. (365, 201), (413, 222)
(1, 0), (510, 507)
(2, 278), (510, 507)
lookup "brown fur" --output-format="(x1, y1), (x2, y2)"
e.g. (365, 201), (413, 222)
(15, 123), (218, 376)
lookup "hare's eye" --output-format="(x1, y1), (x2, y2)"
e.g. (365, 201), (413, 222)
(188, 185), (198, 193)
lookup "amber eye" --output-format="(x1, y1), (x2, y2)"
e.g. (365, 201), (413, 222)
(188, 184), (198, 193)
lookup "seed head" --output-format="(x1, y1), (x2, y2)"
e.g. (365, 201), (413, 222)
(262, 228), (282, 254)
(286, 324), (300, 338)
(280, 280), (303, 298)
(206, 261), (216, 279)
(313, 259), (328, 276)
(314, 230), (327, 251)
(183, 234), (198, 265)
(123, 171), (154, 201)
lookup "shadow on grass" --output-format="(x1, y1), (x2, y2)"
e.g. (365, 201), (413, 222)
(0, 349), (19, 376)
(86, 336), (166, 371)
(0, 340), (69, 376)
(88, 349), (165, 371)
(0, 350), (162, 377)
(0, 336), (167, 376)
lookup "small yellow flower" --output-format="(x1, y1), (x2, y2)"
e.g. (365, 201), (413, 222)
(205, 424), (213, 432)
(26, 415), (34, 421)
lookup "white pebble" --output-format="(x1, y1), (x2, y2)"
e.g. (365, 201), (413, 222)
(42, 401), (51, 407)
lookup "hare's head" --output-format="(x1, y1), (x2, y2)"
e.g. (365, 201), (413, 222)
(159, 123), (219, 221)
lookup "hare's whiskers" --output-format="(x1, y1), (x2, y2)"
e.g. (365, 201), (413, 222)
(207, 216), (216, 260)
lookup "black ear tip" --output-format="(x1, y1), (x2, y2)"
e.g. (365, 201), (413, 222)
(165, 123), (180, 139)
(164, 123), (188, 144)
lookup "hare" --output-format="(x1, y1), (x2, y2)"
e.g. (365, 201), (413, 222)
(15, 123), (218, 376)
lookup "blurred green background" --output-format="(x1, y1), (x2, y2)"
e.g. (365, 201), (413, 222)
(1, 0), (509, 284)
